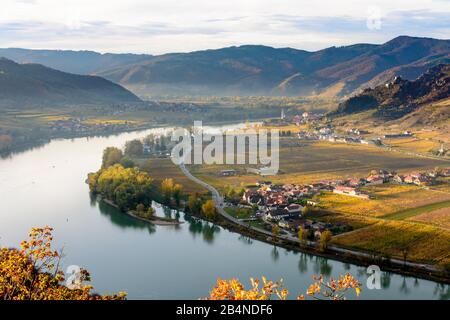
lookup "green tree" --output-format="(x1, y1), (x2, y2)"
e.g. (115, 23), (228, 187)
(319, 230), (333, 251)
(120, 157), (135, 168)
(173, 184), (183, 207)
(114, 183), (137, 210)
(102, 147), (123, 168)
(187, 194), (201, 214)
(124, 139), (144, 157)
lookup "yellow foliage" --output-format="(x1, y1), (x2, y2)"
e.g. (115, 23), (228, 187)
(207, 274), (361, 300)
(0, 227), (126, 300)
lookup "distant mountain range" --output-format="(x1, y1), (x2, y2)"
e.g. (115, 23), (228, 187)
(0, 48), (151, 75)
(0, 58), (141, 108)
(331, 63), (450, 120)
(0, 36), (448, 98)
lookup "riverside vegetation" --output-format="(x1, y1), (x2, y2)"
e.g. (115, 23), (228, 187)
(87, 145), (217, 222)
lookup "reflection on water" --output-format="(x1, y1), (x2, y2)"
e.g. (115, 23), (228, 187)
(298, 253), (308, 274)
(98, 199), (156, 234)
(381, 272), (391, 289)
(434, 284), (450, 300)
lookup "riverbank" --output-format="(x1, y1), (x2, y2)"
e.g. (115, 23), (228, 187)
(101, 197), (184, 226)
(203, 211), (450, 285)
(1, 117), (267, 158)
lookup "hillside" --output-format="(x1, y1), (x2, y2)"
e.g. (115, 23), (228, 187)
(331, 64), (450, 120)
(95, 36), (449, 97)
(0, 58), (142, 108)
(1, 36), (448, 98)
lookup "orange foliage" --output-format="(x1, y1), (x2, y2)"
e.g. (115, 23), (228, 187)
(208, 277), (288, 300)
(0, 227), (126, 300)
(208, 274), (361, 300)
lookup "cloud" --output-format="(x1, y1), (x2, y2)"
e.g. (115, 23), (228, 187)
(0, 0), (448, 53)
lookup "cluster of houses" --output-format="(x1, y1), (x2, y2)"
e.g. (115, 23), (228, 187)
(242, 182), (305, 220)
(241, 181), (344, 238)
(48, 118), (137, 134)
(383, 131), (412, 139)
(330, 167), (449, 199)
(292, 112), (322, 125)
(393, 169), (450, 186)
(240, 167), (450, 234)
(297, 125), (381, 146)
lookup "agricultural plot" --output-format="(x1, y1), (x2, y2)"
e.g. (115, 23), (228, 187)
(332, 220), (450, 266)
(384, 137), (440, 154)
(191, 140), (448, 191)
(318, 184), (450, 218)
(410, 207), (450, 229)
(141, 158), (208, 195)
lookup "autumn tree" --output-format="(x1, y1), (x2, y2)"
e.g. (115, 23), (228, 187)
(301, 206), (311, 217)
(0, 227), (126, 300)
(207, 274), (361, 300)
(161, 178), (174, 204)
(146, 207), (155, 218)
(202, 200), (216, 220)
(88, 164), (153, 211)
(136, 203), (145, 214)
(297, 226), (308, 246)
(306, 274), (361, 300)
(319, 230), (333, 251)
(272, 225), (280, 236)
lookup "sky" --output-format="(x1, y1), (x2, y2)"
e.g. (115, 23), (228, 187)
(0, 0), (449, 54)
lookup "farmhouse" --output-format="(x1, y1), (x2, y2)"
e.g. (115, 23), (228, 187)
(220, 169), (237, 176)
(333, 185), (369, 199)
(365, 175), (384, 185)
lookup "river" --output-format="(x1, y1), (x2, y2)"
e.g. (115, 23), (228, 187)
(0, 126), (449, 300)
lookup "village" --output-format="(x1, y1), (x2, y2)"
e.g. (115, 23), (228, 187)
(47, 117), (140, 135)
(265, 110), (419, 148)
(237, 166), (450, 240)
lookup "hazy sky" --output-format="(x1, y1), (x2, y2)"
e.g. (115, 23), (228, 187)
(0, 0), (449, 54)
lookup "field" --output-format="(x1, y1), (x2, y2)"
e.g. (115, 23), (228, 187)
(181, 134), (450, 267)
(332, 220), (450, 266)
(189, 139), (448, 191)
(383, 200), (450, 220)
(318, 184), (450, 218)
(409, 207), (450, 229)
(137, 158), (208, 195)
(383, 137), (440, 154)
